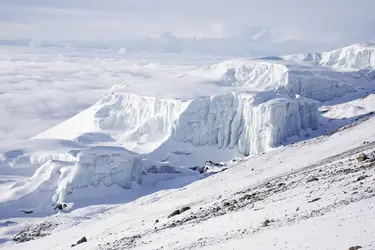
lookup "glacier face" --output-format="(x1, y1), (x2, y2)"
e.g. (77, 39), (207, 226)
(92, 92), (318, 157)
(183, 59), (357, 102)
(52, 146), (144, 204)
(69, 146), (143, 189)
(173, 92), (318, 156)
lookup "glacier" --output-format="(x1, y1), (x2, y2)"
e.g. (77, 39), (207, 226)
(2, 43), (375, 207)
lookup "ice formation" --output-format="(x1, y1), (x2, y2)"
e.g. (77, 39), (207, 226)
(53, 146), (143, 204)
(69, 146), (142, 189)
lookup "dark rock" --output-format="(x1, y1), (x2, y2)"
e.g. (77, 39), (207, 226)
(167, 209), (181, 218)
(241, 194), (253, 200)
(358, 153), (368, 162)
(308, 198), (321, 203)
(155, 219), (159, 224)
(223, 201), (231, 207)
(54, 203), (67, 211)
(13, 221), (55, 243)
(72, 237), (87, 247)
(20, 210), (33, 214)
(199, 167), (208, 174)
(354, 175), (368, 183)
(306, 176), (319, 183)
(180, 207), (191, 213)
(263, 219), (271, 227)
(296, 207), (300, 211)
(348, 246), (362, 250)
(145, 165), (159, 173)
(213, 206), (221, 212)
(189, 166), (200, 171)
(205, 160), (224, 167)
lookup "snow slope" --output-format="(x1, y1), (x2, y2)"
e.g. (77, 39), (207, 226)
(2, 108), (375, 250)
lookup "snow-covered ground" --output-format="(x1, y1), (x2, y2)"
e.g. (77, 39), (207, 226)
(2, 107), (375, 250)
(1, 43), (375, 249)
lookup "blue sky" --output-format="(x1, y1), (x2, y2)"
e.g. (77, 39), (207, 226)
(1, 0), (374, 47)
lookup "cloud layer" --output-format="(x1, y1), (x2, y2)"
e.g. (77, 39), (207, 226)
(0, 47), (212, 142)
(1, 0), (375, 46)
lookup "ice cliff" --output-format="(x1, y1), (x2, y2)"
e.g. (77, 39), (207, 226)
(52, 146), (143, 204)
(182, 59), (357, 102)
(93, 92), (318, 157)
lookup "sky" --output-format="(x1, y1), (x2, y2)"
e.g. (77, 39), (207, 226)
(0, 0), (374, 54)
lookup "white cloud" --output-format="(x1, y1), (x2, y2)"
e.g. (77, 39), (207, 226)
(210, 23), (224, 38)
(0, 46), (216, 141)
(0, 0), (374, 46)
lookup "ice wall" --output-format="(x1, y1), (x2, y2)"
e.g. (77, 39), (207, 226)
(283, 72), (356, 102)
(185, 59), (356, 102)
(69, 146), (143, 190)
(93, 92), (318, 157)
(173, 93), (318, 156)
(0, 146), (145, 208)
